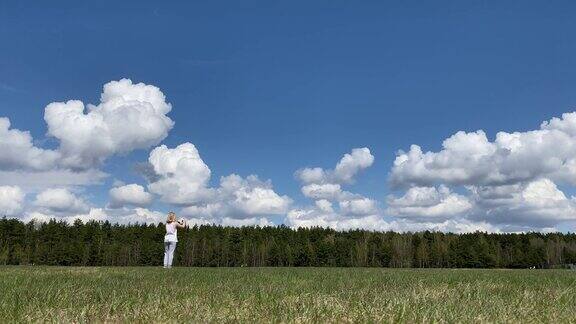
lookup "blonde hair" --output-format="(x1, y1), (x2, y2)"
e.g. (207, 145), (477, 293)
(166, 212), (176, 223)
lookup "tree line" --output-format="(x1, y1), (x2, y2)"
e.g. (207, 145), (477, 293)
(1, 217), (575, 268)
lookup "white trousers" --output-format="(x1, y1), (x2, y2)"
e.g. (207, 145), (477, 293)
(164, 242), (177, 267)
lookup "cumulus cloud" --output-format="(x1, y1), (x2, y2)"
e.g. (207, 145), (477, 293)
(0, 186), (25, 216)
(62, 208), (109, 224)
(147, 143), (213, 204)
(469, 178), (576, 226)
(296, 148), (374, 185)
(0, 79), (174, 192)
(180, 204), (222, 219)
(301, 183), (342, 200)
(0, 117), (60, 171)
(5, 77), (575, 233)
(288, 148), (382, 230)
(109, 184), (153, 208)
(0, 117), (105, 190)
(388, 112), (576, 230)
(178, 174), (292, 220)
(295, 167), (326, 184)
(148, 142), (291, 223)
(391, 218), (502, 234)
(334, 148), (375, 183)
(160, 214), (274, 228)
(294, 148), (375, 205)
(286, 197), (381, 230)
(339, 197), (378, 216)
(24, 207), (166, 225)
(315, 199), (334, 213)
(219, 174), (292, 216)
(44, 78), (174, 169)
(390, 112), (576, 188)
(34, 188), (89, 214)
(221, 217), (274, 227)
(286, 208), (386, 231)
(386, 186), (473, 221)
(122, 208), (165, 224)
(285, 206), (500, 233)
(2, 78), (294, 228)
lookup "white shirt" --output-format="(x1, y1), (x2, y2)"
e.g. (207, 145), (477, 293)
(164, 222), (178, 242)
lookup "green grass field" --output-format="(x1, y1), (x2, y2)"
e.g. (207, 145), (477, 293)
(1, 267), (575, 322)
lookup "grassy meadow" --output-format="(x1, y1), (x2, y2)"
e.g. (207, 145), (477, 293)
(0, 267), (575, 322)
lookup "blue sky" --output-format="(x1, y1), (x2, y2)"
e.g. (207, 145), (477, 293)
(1, 1), (576, 232)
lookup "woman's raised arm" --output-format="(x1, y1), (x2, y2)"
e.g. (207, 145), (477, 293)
(176, 219), (186, 228)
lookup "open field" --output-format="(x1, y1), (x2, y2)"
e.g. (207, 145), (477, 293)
(0, 267), (575, 322)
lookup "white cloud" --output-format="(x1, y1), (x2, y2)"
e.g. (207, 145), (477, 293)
(390, 112), (576, 187)
(120, 208), (165, 224)
(469, 178), (576, 226)
(387, 112), (576, 230)
(390, 218), (502, 234)
(339, 197), (378, 216)
(179, 175), (292, 220)
(0, 186), (25, 216)
(148, 143), (213, 204)
(288, 147), (383, 231)
(179, 217), (214, 227)
(44, 78), (174, 169)
(315, 199), (334, 213)
(24, 209), (107, 224)
(24, 207), (166, 225)
(334, 147), (375, 183)
(109, 184), (153, 208)
(285, 204), (501, 233)
(219, 174), (292, 216)
(23, 211), (55, 224)
(295, 167), (326, 184)
(0, 79), (175, 190)
(180, 203), (222, 219)
(2, 79), (298, 228)
(34, 188), (89, 213)
(0, 117), (60, 171)
(296, 147), (374, 185)
(159, 214), (275, 228)
(63, 208), (109, 224)
(6, 78), (575, 233)
(287, 146), (533, 233)
(301, 183), (342, 200)
(386, 186), (472, 221)
(0, 118), (106, 190)
(285, 208), (389, 231)
(148, 142), (291, 223)
(221, 217), (274, 227)
(541, 111), (576, 135)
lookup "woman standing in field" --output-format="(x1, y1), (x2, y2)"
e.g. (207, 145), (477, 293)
(164, 212), (186, 268)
